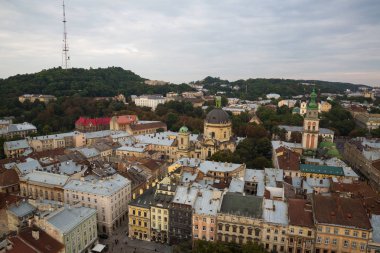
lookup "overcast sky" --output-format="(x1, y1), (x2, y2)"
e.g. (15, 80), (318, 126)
(1, 0), (379, 85)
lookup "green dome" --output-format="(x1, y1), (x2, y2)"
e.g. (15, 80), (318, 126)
(179, 126), (189, 133)
(308, 88), (318, 109)
(292, 107), (300, 113)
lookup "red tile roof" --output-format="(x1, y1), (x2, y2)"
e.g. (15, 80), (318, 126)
(313, 195), (372, 229)
(0, 168), (19, 187)
(275, 146), (300, 171)
(0, 193), (22, 209)
(7, 237), (37, 253)
(330, 181), (377, 198)
(115, 115), (138, 125)
(130, 122), (166, 131)
(288, 199), (314, 227)
(17, 227), (64, 253)
(75, 117), (111, 127)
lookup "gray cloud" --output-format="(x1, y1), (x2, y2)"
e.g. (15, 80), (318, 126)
(0, 0), (379, 85)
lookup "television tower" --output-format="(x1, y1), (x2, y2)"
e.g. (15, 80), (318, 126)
(62, 0), (70, 69)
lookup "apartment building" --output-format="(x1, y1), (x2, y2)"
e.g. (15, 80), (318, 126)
(313, 195), (372, 253)
(39, 206), (98, 253)
(217, 193), (263, 244)
(64, 174), (131, 234)
(192, 188), (222, 242)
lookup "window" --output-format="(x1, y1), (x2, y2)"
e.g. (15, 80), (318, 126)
(362, 232), (367, 239)
(240, 227), (244, 233)
(317, 226), (322, 232)
(332, 239), (337, 245)
(202, 226), (206, 231)
(344, 229), (350, 236)
(307, 230), (312, 236)
(344, 240), (349, 248)
(210, 227), (214, 232)
(211, 219), (214, 223)
(352, 241), (357, 249)
(360, 243), (365, 251)
(333, 228), (338, 234)
(202, 218), (206, 222)
(324, 238), (329, 245)
(275, 229), (278, 234)
(195, 225), (198, 230)
(299, 229), (303, 235)
(325, 227), (330, 233)
(274, 236), (278, 242)
(316, 237), (321, 244)
(194, 216), (198, 221)
(290, 228), (294, 234)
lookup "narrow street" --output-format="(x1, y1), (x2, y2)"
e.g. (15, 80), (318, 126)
(98, 220), (172, 253)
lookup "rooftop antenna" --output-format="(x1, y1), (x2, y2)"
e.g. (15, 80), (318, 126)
(62, 0), (70, 69)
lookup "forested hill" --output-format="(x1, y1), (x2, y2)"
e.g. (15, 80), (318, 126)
(195, 76), (369, 100)
(0, 67), (193, 99)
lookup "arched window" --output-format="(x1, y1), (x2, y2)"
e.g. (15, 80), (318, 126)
(224, 132), (226, 138)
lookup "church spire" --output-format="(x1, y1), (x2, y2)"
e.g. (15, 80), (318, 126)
(308, 88), (318, 110)
(215, 96), (222, 108)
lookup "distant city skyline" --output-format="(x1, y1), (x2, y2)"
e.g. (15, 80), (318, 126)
(1, 0), (379, 86)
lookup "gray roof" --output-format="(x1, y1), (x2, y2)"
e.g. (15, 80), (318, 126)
(6, 123), (36, 132)
(278, 125), (334, 135)
(78, 148), (100, 158)
(16, 158), (42, 175)
(31, 131), (80, 141)
(172, 185), (199, 206)
(117, 144), (147, 153)
(21, 171), (69, 187)
(84, 130), (124, 139)
(228, 178), (244, 193)
(194, 188), (222, 216)
(47, 206), (96, 234)
(219, 193), (263, 218)
(8, 201), (36, 217)
(244, 169), (265, 196)
(263, 199), (288, 225)
(371, 215), (380, 243)
(205, 108), (230, 124)
(4, 139), (30, 151)
(64, 174), (130, 196)
(43, 160), (86, 175)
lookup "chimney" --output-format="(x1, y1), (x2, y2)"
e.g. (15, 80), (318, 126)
(32, 229), (40, 240)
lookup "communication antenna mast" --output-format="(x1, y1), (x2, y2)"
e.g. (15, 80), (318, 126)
(62, 0), (70, 69)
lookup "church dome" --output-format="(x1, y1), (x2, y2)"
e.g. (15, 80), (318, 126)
(205, 108), (230, 124)
(179, 125), (189, 133)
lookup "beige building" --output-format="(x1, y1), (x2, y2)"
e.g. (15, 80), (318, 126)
(150, 184), (176, 243)
(131, 99), (238, 162)
(313, 195), (372, 253)
(262, 199), (289, 253)
(28, 131), (85, 152)
(192, 188), (222, 242)
(302, 89), (320, 150)
(18, 94), (57, 104)
(287, 199), (315, 253)
(354, 112), (380, 130)
(37, 205), (98, 253)
(128, 188), (154, 241)
(19, 171), (69, 202)
(64, 174), (131, 235)
(132, 94), (167, 110)
(217, 193), (263, 245)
